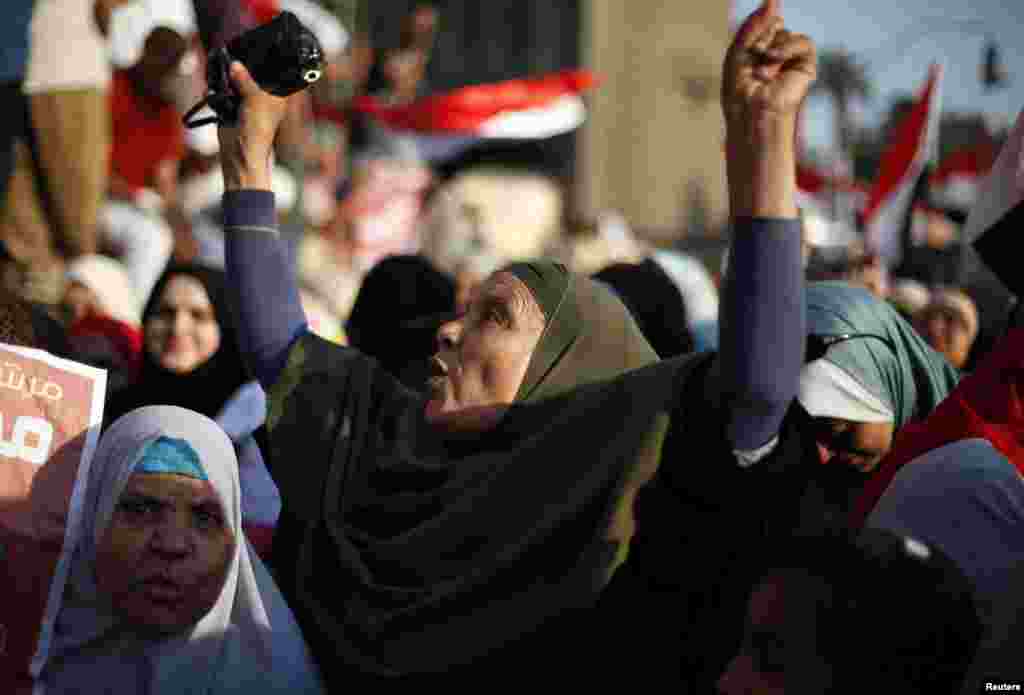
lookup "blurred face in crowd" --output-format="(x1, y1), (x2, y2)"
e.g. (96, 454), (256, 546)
(411, 4), (439, 36)
(428, 272), (545, 429)
(145, 274), (221, 374)
(134, 27), (190, 102)
(808, 417), (895, 473)
(383, 48), (427, 99)
(852, 255), (888, 299)
(63, 281), (101, 324)
(717, 572), (832, 694)
(94, 472), (234, 635)
(917, 304), (974, 369)
(925, 211), (956, 249)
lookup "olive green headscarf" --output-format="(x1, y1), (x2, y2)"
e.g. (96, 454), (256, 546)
(504, 261), (662, 403)
(503, 261), (669, 573)
(803, 282), (961, 428)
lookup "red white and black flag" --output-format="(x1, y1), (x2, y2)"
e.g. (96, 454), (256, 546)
(349, 70), (600, 163)
(863, 65), (943, 266)
(967, 107), (1024, 295)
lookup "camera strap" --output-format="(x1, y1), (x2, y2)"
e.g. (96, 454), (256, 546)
(183, 96), (222, 129)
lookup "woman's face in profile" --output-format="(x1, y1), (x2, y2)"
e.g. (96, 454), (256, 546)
(145, 275), (221, 374)
(917, 305), (973, 370)
(93, 472), (234, 635)
(427, 272), (545, 427)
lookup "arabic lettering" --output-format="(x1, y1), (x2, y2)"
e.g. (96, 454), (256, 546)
(0, 362), (64, 401)
(0, 412), (55, 466)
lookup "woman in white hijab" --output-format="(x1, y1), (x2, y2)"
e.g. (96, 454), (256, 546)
(38, 406), (324, 695)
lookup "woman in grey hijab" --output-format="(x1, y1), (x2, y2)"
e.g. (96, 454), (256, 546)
(38, 406), (324, 695)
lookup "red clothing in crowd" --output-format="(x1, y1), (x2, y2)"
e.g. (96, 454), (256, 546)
(851, 327), (1024, 528)
(109, 70), (185, 196)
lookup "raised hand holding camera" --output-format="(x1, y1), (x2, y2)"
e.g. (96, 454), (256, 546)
(198, 12), (324, 192)
(184, 11), (325, 129)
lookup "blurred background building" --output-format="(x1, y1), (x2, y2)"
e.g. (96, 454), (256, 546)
(361, 0), (731, 244)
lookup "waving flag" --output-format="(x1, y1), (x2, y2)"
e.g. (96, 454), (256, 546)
(796, 162), (870, 214)
(930, 141), (999, 215)
(863, 65), (943, 266)
(352, 70), (599, 140)
(966, 107), (1024, 295)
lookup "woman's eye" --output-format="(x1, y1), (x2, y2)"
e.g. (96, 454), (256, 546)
(118, 499), (159, 518)
(488, 308), (509, 326)
(193, 508), (224, 530)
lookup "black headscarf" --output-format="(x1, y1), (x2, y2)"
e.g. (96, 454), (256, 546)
(344, 255), (455, 388)
(265, 261), (696, 683)
(105, 264), (250, 424)
(593, 259), (695, 358)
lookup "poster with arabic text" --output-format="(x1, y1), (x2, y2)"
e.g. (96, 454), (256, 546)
(0, 344), (106, 694)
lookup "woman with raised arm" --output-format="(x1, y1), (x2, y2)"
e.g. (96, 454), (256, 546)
(218, 0), (823, 687)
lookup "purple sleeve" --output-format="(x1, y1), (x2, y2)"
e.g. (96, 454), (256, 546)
(717, 217), (805, 450)
(223, 190), (309, 388)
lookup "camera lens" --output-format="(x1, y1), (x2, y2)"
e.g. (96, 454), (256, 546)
(303, 69), (322, 84)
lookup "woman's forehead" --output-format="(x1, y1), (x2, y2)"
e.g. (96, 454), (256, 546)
(161, 274), (212, 305)
(123, 472), (218, 502)
(476, 273), (538, 311)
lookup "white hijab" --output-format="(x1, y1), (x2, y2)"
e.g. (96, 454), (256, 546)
(66, 255), (142, 327)
(650, 249), (720, 326)
(39, 406), (324, 695)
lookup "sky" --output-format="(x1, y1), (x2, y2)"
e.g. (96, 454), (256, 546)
(732, 0), (1024, 155)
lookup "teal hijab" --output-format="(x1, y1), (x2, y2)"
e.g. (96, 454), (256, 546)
(805, 282), (961, 428)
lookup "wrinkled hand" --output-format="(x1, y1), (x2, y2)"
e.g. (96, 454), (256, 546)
(218, 62), (290, 191)
(721, 0), (816, 130)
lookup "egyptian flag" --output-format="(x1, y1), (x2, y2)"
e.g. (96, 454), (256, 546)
(966, 107), (1024, 296)
(349, 69), (599, 163)
(930, 141), (999, 221)
(796, 162), (870, 214)
(863, 65), (943, 266)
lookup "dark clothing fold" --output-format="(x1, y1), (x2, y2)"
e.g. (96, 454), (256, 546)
(593, 258), (695, 358)
(266, 333), (817, 688)
(344, 255), (455, 389)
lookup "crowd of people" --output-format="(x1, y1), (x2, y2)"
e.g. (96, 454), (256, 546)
(2, 0), (1023, 692)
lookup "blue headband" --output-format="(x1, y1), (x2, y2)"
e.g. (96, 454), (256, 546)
(134, 436), (208, 481)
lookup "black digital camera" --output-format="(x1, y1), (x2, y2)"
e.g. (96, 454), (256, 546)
(184, 11), (324, 128)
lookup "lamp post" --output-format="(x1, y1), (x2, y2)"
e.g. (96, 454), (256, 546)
(864, 18), (1008, 93)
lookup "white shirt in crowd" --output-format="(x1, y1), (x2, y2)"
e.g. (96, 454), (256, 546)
(24, 0), (111, 93)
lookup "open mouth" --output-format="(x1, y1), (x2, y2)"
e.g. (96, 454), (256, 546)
(429, 356), (448, 379)
(426, 357), (450, 402)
